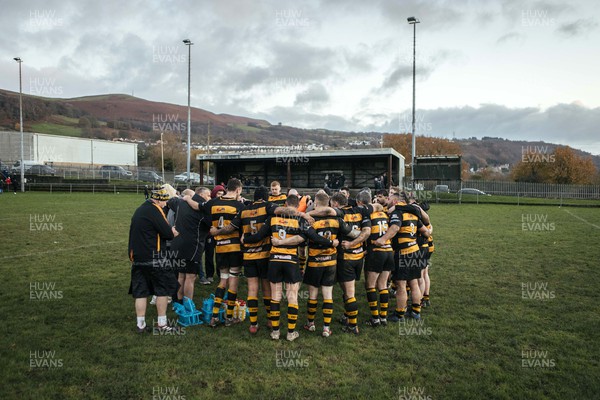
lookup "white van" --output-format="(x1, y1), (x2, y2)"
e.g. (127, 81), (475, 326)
(12, 160), (38, 172)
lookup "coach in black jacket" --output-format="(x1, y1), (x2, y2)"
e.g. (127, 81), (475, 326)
(168, 187), (211, 303)
(128, 188), (180, 333)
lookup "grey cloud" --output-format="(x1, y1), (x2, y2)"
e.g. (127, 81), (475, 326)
(556, 18), (598, 37)
(378, 65), (417, 93)
(359, 103), (600, 154)
(374, 48), (457, 94)
(502, 0), (574, 22)
(259, 106), (358, 131)
(268, 41), (338, 81)
(294, 83), (329, 106)
(235, 67), (272, 91)
(496, 32), (524, 44)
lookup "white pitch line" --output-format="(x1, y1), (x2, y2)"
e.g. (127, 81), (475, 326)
(562, 208), (600, 229)
(0, 240), (127, 261)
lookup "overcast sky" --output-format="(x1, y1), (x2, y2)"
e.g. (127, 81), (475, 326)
(1, 0), (599, 154)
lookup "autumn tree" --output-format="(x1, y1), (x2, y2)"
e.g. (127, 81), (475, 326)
(510, 151), (551, 182)
(146, 131), (187, 172)
(549, 146), (596, 184)
(512, 146), (597, 184)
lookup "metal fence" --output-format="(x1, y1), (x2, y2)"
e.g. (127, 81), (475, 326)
(422, 180), (600, 200)
(0, 162), (217, 186)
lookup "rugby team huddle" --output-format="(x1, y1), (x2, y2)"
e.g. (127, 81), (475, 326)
(128, 178), (434, 341)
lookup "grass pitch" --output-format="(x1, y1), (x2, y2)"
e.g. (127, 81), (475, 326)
(0, 193), (599, 399)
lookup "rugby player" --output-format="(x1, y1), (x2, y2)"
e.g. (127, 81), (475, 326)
(184, 179), (244, 327)
(302, 191), (352, 337)
(244, 195), (332, 341)
(364, 202), (394, 327)
(417, 202), (434, 307)
(268, 181), (287, 206)
(210, 186), (315, 334)
(339, 186), (357, 207)
(331, 191), (372, 335)
(374, 189), (389, 208)
(375, 192), (430, 321)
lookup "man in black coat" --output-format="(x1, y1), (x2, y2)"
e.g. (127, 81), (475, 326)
(168, 187), (211, 303)
(128, 188), (180, 333)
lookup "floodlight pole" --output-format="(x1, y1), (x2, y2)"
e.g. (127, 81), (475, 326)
(160, 131), (165, 182)
(14, 57), (25, 192)
(408, 17), (420, 187)
(183, 39), (193, 188)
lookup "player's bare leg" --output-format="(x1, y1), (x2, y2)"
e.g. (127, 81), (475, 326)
(408, 279), (422, 319)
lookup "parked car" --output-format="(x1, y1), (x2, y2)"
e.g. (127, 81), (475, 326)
(137, 170), (164, 183)
(203, 175), (215, 185)
(174, 172), (201, 184)
(99, 165), (133, 179)
(434, 185), (450, 193)
(27, 164), (56, 176)
(11, 160), (37, 173)
(457, 188), (491, 196)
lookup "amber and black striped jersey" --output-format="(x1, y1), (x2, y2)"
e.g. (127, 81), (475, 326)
(337, 205), (372, 261)
(389, 202), (423, 255)
(244, 215), (331, 264)
(307, 216), (351, 267)
(268, 194), (287, 206)
(418, 223), (434, 253)
(230, 200), (279, 261)
(202, 196), (244, 254)
(367, 210), (393, 252)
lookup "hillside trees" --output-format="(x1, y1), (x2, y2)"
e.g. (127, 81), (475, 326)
(512, 146), (597, 184)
